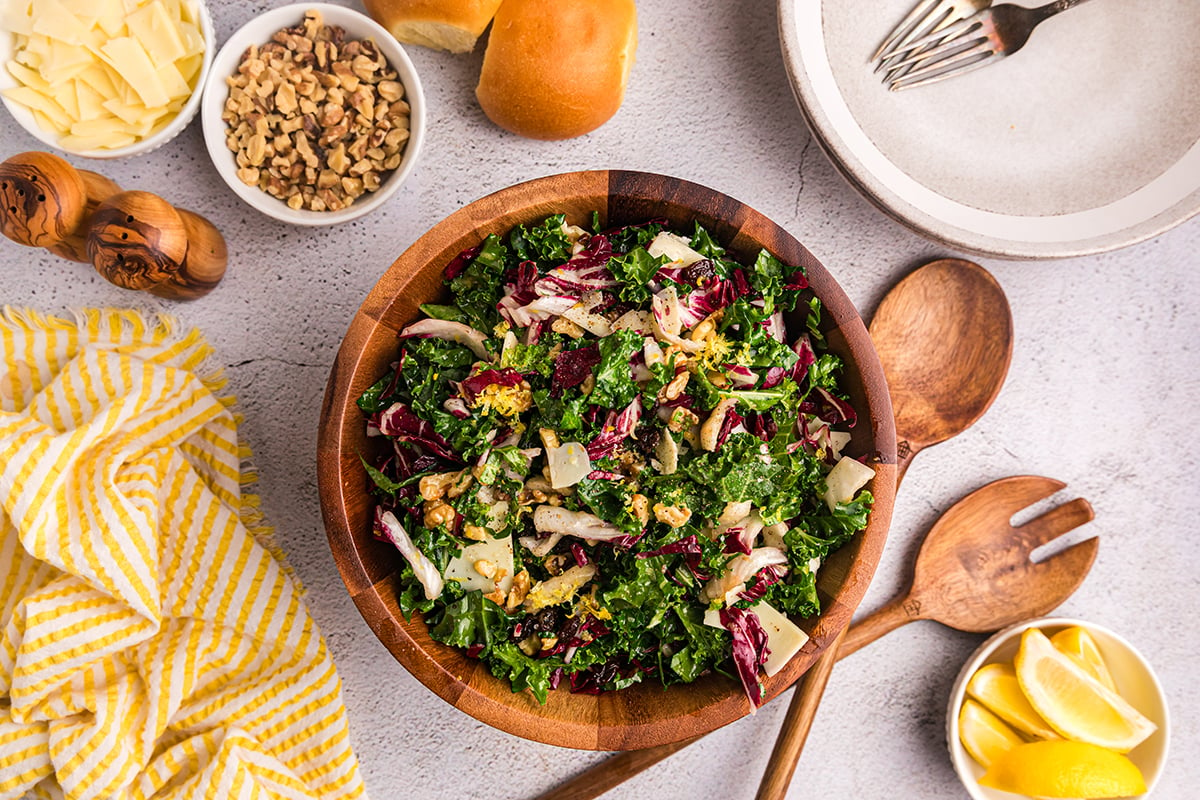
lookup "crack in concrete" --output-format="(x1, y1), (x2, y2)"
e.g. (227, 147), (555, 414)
(230, 357), (326, 370)
(795, 134), (814, 217)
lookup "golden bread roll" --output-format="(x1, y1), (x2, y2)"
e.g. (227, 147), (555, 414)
(363, 0), (503, 53)
(476, 0), (638, 140)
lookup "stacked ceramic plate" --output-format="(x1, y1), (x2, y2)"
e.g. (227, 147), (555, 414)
(778, 0), (1200, 258)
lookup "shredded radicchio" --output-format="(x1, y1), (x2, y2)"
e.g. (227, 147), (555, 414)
(586, 398), (642, 460)
(461, 368), (525, 401)
(739, 564), (788, 604)
(719, 606), (772, 709)
(801, 387), (858, 428)
(637, 534), (710, 580)
(785, 269), (809, 290)
(442, 244), (480, 281)
(716, 407), (745, 449)
(791, 335), (817, 384)
(374, 402), (461, 462)
(743, 410), (779, 443)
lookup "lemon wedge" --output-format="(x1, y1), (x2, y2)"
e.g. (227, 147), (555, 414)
(979, 740), (1146, 798)
(966, 662), (1061, 741)
(958, 698), (1025, 768)
(1051, 625), (1118, 692)
(1014, 628), (1157, 752)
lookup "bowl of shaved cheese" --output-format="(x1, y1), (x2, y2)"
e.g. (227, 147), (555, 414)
(0, 0), (212, 158)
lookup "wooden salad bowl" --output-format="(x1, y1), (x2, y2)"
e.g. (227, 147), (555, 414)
(317, 170), (897, 750)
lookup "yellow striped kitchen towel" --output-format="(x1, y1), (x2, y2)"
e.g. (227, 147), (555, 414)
(0, 309), (365, 800)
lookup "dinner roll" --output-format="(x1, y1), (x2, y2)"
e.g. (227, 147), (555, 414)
(363, 0), (503, 53)
(476, 0), (638, 140)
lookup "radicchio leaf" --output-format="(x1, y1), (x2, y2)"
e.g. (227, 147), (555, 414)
(723, 526), (753, 556)
(442, 397), (471, 419)
(392, 441), (440, 481)
(498, 294), (576, 328)
(716, 407), (745, 449)
(744, 410), (778, 443)
(719, 606), (771, 709)
(535, 236), (617, 295)
(399, 319), (490, 361)
(443, 244), (481, 281)
(738, 564), (787, 604)
(801, 387), (858, 428)
(784, 269), (809, 290)
(376, 507), (444, 601)
(461, 368), (525, 401)
(761, 366), (787, 389)
(791, 335), (816, 384)
(726, 365), (759, 388)
(636, 534), (710, 580)
(375, 402), (462, 462)
(505, 260), (541, 305)
(586, 398), (642, 460)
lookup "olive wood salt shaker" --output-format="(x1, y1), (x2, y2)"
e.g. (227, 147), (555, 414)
(0, 151), (121, 262)
(0, 151), (227, 300)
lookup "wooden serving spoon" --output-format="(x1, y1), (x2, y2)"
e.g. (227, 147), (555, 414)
(531, 259), (1016, 800)
(754, 257), (1015, 798)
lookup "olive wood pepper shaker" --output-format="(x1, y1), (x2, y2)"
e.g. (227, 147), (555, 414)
(87, 191), (227, 301)
(0, 151), (227, 300)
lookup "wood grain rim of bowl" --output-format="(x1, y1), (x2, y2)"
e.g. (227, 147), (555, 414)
(317, 169), (897, 750)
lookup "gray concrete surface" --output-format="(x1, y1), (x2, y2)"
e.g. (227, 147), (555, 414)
(2, 1), (1196, 798)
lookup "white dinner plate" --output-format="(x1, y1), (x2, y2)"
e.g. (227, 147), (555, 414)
(778, 0), (1200, 258)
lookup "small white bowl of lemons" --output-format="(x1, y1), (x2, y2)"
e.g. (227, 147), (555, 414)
(947, 618), (1169, 800)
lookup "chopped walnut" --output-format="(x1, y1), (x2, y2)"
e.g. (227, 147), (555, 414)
(631, 493), (650, 526)
(551, 316), (587, 339)
(505, 570), (531, 613)
(221, 9), (411, 212)
(423, 499), (456, 529)
(419, 471), (463, 502)
(653, 502), (692, 528)
(543, 554), (569, 576)
(659, 370), (690, 402)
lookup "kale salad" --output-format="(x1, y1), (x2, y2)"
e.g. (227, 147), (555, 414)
(357, 213), (876, 708)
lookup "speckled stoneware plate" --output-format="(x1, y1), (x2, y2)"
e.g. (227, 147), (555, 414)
(778, 0), (1200, 258)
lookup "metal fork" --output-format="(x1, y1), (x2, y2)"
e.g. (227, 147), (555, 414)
(882, 0), (1098, 91)
(870, 0), (992, 68)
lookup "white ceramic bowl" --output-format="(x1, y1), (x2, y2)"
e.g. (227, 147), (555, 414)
(0, 0), (214, 159)
(200, 3), (425, 226)
(947, 617), (1170, 800)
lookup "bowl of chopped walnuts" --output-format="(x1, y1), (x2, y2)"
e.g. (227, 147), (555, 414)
(200, 3), (425, 225)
